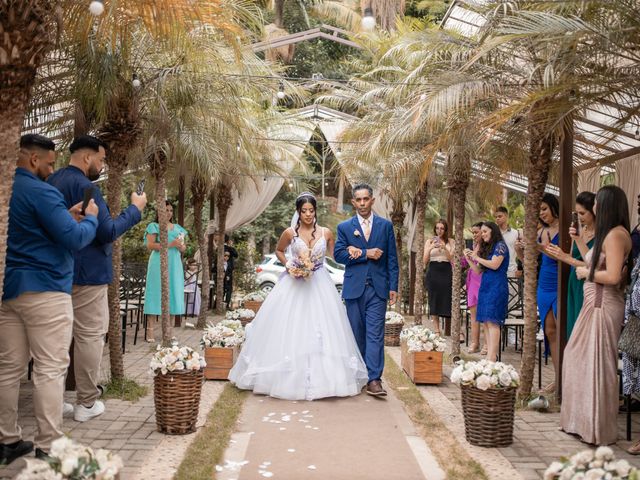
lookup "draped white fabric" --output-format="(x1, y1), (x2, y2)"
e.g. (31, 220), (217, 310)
(615, 154), (640, 226)
(208, 125), (314, 234)
(577, 167), (601, 195)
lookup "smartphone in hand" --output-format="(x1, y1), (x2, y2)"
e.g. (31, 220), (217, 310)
(81, 186), (96, 215)
(136, 179), (146, 196)
(571, 211), (580, 235)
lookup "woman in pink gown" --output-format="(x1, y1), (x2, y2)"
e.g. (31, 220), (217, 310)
(560, 186), (632, 445)
(462, 222), (483, 353)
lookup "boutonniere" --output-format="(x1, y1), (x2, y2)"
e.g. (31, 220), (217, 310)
(353, 230), (361, 237)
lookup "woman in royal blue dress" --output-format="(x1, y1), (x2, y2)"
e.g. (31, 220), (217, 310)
(465, 222), (509, 361)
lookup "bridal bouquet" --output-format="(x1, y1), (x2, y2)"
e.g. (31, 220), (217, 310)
(201, 319), (245, 349)
(544, 446), (638, 480)
(451, 359), (520, 390)
(400, 325), (446, 352)
(150, 342), (206, 375)
(225, 309), (255, 322)
(286, 250), (322, 280)
(16, 436), (123, 480)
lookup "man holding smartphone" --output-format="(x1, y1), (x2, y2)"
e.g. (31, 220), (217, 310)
(48, 135), (147, 422)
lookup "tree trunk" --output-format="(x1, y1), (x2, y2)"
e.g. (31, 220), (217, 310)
(215, 182), (233, 315)
(274, 0), (285, 28)
(0, 4), (56, 305)
(153, 158), (171, 345)
(390, 202), (405, 313)
(105, 156), (127, 379)
(247, 230), (257, 271)
(413, 183), (428, 325)
(263, 235), (271, 255)
(191, 177), (210, 329)
(448, 150), (471, 356)
(519, 132), (555, 399)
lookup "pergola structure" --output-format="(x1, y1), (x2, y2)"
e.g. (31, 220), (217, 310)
(442, 0), (640, 397)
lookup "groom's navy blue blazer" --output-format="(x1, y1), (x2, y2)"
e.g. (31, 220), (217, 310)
(334, 215), (399, 300)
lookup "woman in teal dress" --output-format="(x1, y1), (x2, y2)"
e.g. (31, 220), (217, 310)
(143, 201), (187, 342)
(544, 191), (595, 339)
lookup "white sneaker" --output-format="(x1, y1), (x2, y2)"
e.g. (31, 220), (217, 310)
(63, 402), (74, 417)
(74, 400), (105, 422)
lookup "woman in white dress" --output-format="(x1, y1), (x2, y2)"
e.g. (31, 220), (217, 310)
(228, 193), (368, 400)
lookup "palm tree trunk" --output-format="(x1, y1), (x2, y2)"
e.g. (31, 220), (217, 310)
(191, 177), (210, 329)
(215, 182), (233, 315)
(274, 0), (285, 28)
(104, 156), (127, 379)
(391, 202), (405, 313)
(519, 132), (555, 399)
(413, 182), (428, 325)
(448, 150), (471, 356)
(152, 155), (172, 345)
(0, 4), (57, 305)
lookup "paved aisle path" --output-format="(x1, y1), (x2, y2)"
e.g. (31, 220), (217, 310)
(218, 388), (444, 480)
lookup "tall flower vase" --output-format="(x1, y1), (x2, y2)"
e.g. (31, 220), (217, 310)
(204, 346), (238, 380)
(460, 384), (516, 447)
(154, 369), (203, 435)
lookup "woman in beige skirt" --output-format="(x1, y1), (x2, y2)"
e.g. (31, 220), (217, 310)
(560, 185), (632, 445)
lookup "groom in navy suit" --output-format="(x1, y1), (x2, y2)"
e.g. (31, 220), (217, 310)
(334, 183), (399, 396)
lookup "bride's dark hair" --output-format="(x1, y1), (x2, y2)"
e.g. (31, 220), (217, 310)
(295, 193), (317, 240)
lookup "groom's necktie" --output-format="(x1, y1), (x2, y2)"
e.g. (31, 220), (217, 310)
(363, 218), (371, 242)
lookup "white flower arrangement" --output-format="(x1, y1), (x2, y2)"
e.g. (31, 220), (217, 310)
(16, 436), (123, 480)
(544, 446), (637, 480)
(201, 319), (245, 349)
(242, 291), (267, 303)
(450, 359), (520, 390)
(385, 311), (405, 324)
(400, 325), (446, 352)
(149, 342), (206, 375)
(225, 309), (255, 321)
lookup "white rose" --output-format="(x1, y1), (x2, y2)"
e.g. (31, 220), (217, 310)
(60, 456), (78, 475)
(610, 459), (631, 476)
(424, 341), (434, 351)
(490, 375), (499, 386)
(476, 374), (492, 391)
(571, 450), (594, 467)
(559, 466), (575, 480)
(584, 469), (606, 480)
(499, 371), (513, 387)
(451, 366), (463, 384)
(461, 370), (475, 383)
(474, 364), (484, 374)
(544, 461), (565, 480)
(594, 446), (614, 462)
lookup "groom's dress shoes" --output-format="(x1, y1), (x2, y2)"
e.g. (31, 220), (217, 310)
(366, 380), (387, 397)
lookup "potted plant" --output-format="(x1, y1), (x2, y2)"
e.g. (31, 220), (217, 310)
(544, 446), (637, 480)
(150, 341), (206, 435)
(200, 319), (245, 380)
(241, 291), (266, 313)
(399, 325), (446, 384)
(226, 308), (256, 327)
(450, 359), (519, 447)
(16, 436), (123, 479)
(384, 311), (405, 346)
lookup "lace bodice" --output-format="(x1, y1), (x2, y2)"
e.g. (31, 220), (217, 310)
(290, 235), (326, 263)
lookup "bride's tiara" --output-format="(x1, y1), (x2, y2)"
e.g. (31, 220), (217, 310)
(296, 192), (316, 201)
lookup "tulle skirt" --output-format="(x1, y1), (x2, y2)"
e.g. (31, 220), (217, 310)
(228, 268), (368, 400)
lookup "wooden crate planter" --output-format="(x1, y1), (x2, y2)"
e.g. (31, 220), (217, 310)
(204, 346), (238, 380)
(401, 341), (443, 384)
(243, 300), (262, 314)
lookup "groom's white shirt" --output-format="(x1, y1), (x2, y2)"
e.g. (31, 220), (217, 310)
(356, 212), (374, 236)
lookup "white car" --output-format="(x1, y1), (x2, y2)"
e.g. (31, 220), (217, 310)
(255, 254), (344, 294)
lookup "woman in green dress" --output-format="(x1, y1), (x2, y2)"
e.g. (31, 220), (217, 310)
(143, 201), (188, 342)
(544, 191), (595, 339)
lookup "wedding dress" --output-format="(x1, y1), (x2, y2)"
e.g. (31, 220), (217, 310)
(228, 230), (368, 400)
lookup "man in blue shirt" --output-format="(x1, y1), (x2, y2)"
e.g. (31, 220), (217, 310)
(48, 135), (146, 423)
(0, 134), (99, 464)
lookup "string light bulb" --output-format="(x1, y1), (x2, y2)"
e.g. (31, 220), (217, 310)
(361, 7), (376, 31)
(635, 128), (639, 140)
(89, 0), (104, 16)
(132, 73), (141, 88)
(288, 181), (293, 188)
(236, 141), (241, 152)
(420, 93), (427, 101)
(276, 81), (286, 100)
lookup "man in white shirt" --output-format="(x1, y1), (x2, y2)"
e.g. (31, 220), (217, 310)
(495, 206), (519, 278)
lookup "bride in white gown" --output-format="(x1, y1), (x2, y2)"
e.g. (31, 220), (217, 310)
(228, 193), (368, 400)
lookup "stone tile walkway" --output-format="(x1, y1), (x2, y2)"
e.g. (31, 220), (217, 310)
(0, 316), (224, 480)
(390, 334), (640, 480)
